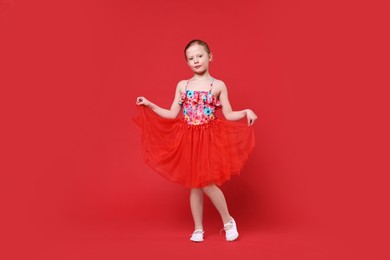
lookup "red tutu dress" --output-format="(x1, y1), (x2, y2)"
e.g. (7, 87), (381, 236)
(134, 78), (255, 188)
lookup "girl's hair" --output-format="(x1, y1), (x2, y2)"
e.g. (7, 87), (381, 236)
(184, 39), (211, 60)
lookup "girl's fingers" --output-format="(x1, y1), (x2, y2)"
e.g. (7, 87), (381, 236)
(136, 97), (145, 105)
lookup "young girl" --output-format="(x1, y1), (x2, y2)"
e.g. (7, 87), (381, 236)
(134, 39), (258, 242)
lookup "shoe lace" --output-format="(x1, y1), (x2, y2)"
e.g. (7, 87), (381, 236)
(220, 223), (233, 235)
(191, 229), (204, 237)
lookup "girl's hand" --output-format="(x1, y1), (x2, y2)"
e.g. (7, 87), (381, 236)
(136, 96), (151, 106)
(246, 109), (258, 126)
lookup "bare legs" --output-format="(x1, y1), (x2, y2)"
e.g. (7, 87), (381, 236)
(190, 188), (204, 230)
(190, 184), (233, 230)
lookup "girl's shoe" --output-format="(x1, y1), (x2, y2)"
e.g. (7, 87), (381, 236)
(222, 217), (239, 241)
(190, 229), (205, 242)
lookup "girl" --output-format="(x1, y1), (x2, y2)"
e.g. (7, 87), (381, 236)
(134, 39), (258, 242)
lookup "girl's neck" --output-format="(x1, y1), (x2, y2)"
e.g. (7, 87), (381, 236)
(191, 72), (212, 81)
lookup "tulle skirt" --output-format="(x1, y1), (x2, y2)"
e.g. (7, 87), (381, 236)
(133, 105), (255, 188)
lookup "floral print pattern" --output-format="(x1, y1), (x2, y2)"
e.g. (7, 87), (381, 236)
(179, 90), (221, 125)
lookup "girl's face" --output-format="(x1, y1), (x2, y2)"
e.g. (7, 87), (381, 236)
(185, 44), (212, 74)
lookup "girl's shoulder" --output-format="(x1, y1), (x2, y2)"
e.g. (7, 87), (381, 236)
(212, 78), (227, 93)
(176, 79), (188, 93)
(212, 78), (226, 87)
(177, 79), (188, 86)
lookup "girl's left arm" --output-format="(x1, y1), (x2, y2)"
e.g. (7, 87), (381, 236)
(219, 82), (258, 126)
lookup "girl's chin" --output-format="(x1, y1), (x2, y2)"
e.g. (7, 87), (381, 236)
(192, 69), (207, 74)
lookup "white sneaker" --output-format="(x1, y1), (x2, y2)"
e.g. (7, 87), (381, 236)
(190, 229), (204, 242)
(223, 217), (239, 241)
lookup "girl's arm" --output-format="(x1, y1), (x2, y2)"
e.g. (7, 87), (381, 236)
(136, 82), (183, 119)
(218, 82), (258, 126)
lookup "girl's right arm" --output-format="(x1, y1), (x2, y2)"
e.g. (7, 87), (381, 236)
(136, 82), (183, 119)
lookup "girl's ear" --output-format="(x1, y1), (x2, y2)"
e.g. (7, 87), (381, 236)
(209, 53), (213, 62)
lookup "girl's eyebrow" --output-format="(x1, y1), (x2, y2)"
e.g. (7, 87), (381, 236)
(187, 53), (202, 58)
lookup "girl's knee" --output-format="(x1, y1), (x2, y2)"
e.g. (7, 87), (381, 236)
(201, 184), (217, 194)
(191, 188), (203, 194)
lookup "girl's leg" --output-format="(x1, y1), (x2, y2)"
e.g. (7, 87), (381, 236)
(201, 184), (232, 226)
(190, 188), (204, 230)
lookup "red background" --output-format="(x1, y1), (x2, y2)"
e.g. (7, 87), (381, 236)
(1, 0), (389, 259)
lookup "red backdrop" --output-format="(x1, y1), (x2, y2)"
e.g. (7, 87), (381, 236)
(1, 0), (389, 259)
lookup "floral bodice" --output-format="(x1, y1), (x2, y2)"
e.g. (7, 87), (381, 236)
(178, 78), (221, 125)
